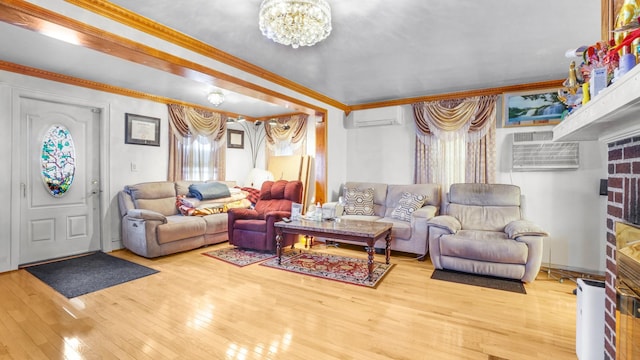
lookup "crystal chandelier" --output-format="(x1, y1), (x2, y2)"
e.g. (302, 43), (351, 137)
(259, 0), (332, 49)
(207, 90), (225, 106)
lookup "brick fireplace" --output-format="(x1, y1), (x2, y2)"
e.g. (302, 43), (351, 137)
(606, 136), (640, 359)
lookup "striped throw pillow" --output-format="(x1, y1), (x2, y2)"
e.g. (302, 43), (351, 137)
(391, 192), (427, 221)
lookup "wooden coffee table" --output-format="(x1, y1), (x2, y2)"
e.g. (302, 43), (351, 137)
(274, 218), (392, 281)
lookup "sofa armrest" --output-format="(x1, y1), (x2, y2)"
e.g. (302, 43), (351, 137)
(265, 211), (291, 224)
(228, 208), (260, 220)
(505, 220), (549, 239)
(126, 209), (167, 223)
(426, 215), (461, 234)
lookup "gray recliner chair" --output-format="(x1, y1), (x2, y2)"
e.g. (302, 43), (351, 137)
(427, 183), (548, 283)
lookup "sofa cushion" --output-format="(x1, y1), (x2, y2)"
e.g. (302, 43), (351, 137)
(385, 183), (441, 211)
(447, 203), (521, 232)
(378, 217), (412, 240)
(157, 216), (205, 244)
(391, 192), (427, 221)
(439, 230), (528, 264)
(233, 219), (268, 232)
(126, 182), (178, 216)
(202, 214), (229, 234)
(449, 183), (521, 206)
(340, 215), (382, 222)
(344, 187), (375, 215)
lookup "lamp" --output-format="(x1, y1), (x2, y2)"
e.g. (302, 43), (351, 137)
(207, 90), (225, 106)
(259, 0), (332, 49)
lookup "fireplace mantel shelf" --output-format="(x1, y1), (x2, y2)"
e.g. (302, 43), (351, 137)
(553, 63), (640, 143)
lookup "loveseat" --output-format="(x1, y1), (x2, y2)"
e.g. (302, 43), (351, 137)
(118, 180), (245, 258)
(324, 181), (441, 258)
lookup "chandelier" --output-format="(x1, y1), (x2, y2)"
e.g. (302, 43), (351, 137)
(259, 0), (332, 49)
(207, 90), (225, 106)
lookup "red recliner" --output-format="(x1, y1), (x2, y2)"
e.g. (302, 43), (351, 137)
(227, 180), (303, 252)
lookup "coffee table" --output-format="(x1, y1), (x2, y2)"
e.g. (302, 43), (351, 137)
(274, 218), (392, 281)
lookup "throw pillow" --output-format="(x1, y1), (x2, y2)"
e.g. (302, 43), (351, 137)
(343, 187), (375, 215)
(391, 192), (427, 222)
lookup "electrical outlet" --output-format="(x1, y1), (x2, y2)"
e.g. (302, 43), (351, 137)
(130, 162), (138, 172)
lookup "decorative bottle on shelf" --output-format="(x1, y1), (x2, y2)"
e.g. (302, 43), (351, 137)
(315, 202), (322, 221)
(582, 82), (590, 105)
(619, 45), (636, 78)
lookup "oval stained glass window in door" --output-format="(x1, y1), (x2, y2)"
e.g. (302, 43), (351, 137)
(41, 124), (76, 197)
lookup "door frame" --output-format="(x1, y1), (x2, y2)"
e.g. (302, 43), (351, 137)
(10, 87), (111, 269)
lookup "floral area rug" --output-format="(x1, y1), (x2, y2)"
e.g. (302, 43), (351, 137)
(260, 251), (393, 288)
(202, 247), (275, 267)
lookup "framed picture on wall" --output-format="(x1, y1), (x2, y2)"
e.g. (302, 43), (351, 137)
(227, 129), (244, 149)
(502, 88), (568, 127)
(125, 113), (160, 146)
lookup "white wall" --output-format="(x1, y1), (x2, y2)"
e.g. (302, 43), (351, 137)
(338, 106), (608, 273)
(225, 122), (267, 186)
(344, 105), (415, 184)
(0, 69), (344, 272)
(0, 85), (12, 271)
(496, 126), (608, 273)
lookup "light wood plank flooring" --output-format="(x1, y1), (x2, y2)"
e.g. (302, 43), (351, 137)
(0, 242), (579, 360)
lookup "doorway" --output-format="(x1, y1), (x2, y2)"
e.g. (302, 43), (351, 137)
(18, 97), (102, 265)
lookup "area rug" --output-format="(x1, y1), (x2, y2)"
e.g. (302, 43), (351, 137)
(202, 247), (275, 267)
(431, 269), (526, 294)
(260, 251), (393, 288)
(24, 251), (158, 298)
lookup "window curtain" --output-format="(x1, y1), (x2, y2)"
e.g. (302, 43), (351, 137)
(264, 114), (308, 158)
(412, 95), (497, 195)
(167, 104), (226, 181)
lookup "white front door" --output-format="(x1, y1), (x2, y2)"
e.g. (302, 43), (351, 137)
(19, 97), (101, 265)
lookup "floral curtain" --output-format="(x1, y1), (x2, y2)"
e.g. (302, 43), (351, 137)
(264, 114), (308, 158)
(167, 104), (226, 181)
(412, 95), (497, 195)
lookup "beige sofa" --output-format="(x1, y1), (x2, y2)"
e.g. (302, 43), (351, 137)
(118, 180), (238, 258)
(324, 181), (441, 258)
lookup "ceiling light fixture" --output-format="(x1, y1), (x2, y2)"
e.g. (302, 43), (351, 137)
(259, 0), (332, 49)
(207, 90), (225, 106)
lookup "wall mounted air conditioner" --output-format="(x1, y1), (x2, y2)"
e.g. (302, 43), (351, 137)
(347, 106), (404, 128)
(512, 131), (579, 171)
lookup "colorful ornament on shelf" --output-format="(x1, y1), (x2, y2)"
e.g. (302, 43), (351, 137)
(558, 61), (584, 113)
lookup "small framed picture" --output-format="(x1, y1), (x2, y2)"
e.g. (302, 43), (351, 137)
(291, 202), (302, 220)
(227, 129), (244, 149)
(125, 113), (160, 146)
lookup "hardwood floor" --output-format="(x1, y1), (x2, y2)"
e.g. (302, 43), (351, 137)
(0, 242), (579, 360)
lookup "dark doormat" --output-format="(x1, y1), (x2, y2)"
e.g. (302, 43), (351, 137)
(24, 251), (158, 298)
(431, 269), (526, 294)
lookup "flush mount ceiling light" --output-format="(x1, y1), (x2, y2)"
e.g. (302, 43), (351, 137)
(207, 90), (225, 106)
(259, 0), (332, 49)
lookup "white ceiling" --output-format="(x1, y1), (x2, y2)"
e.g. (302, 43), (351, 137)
(0, 0), (603, 117)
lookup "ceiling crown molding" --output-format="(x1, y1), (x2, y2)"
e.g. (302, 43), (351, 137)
(0, 0), (326, 117)
(65, 0), (347, 112)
